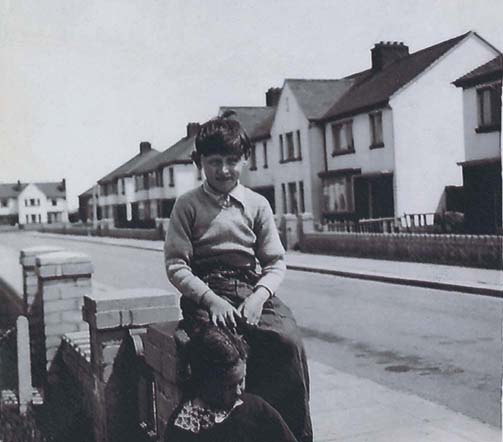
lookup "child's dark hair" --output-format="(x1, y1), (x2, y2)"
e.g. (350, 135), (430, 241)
(188, 324), (248, 387)
(194, 111), (252, 160)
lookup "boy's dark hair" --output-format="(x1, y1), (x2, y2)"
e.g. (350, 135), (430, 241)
(188, 324), (248, 386)
(193, 112), (252, 162)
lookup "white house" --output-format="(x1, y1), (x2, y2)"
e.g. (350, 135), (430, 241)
(454, 54), (502, 233)
(0, 180), (68, 225)
(95, 141), (160, 227)
(317, 31), (500, 224)
(270, 79), (353, 221)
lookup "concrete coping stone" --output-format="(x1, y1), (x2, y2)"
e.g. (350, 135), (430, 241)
(20, 246), (65, 266)
(36, 251), (92, 266)
(83, 288), (177, 313)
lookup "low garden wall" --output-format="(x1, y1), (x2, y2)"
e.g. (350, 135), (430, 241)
(38, 224), (162, 241)
(300, 232), (502, 269)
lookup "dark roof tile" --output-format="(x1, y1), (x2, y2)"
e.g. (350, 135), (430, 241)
(98, 148), (160, 183)
(0, 182), (66, 199)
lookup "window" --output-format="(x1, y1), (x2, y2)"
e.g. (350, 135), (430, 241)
(281, 183), (287, 213)
(52, 199), (57, 206)
(156, 171), (163, 187)
(279, 135), (284, 162)
(120, 178), (125, 195)
(369, 111), (384, 148)
(25, 199), (28, 207)
(263, 142), (268, 168)
(26, 215), (29, 224)
(31, 214), (37, 223)
(332, 121), (354, 155)
(322, 174), (354, 213)
(286, 132), (295, 160)
(299, 181), (305, 213)
(1, 199), (8, 207)
(250, 144), (257, 170)
(169, 168), (175, 187)
(288, 182), (298, 214)
(477, 84), (502, 131)
(143, 174), (149, 190)
(296, 130), (302, 160)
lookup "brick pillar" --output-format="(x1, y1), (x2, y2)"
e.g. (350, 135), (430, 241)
(82, 288), (180, 442)
(283, 213), (299, 250)
(35, 251), (93, 377)
(143, 322), (187, 438)
(20, 246), (65, 386)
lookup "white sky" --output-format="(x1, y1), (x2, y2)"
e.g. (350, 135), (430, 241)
(1, 0), (502, 210)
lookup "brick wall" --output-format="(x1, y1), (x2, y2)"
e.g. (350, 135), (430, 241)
(300, 232), (502, 269)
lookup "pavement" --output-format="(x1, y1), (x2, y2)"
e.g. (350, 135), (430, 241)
(0, 231), (501, 441)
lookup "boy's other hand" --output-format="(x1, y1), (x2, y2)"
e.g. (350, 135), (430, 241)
(238, 288), (269, 326)
(201, 291), (241, 328)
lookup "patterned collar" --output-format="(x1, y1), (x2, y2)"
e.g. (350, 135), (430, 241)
(202, 180), (246, 208)
(173, 398), (244, 433)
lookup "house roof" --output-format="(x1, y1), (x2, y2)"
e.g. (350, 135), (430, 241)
(454, 54), (503, 88)
(286, 79), (355, 120)
(132, 136), (195, 174)
(98, 148), (160, 183)
(79, 185), (97, 198)
(320, 32), (473, 121)
(0, 182), (66, 199)
(219, 106), (276, 141)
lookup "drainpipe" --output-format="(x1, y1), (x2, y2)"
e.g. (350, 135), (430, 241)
(321, 121), (328, 172)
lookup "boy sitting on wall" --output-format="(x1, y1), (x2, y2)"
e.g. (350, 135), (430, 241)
(164, 114), (312, 442)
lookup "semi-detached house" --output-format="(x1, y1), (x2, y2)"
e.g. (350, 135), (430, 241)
(316, 31), (500, 225)
(454, 54), (502, 234)
(0, 180), (68, 225)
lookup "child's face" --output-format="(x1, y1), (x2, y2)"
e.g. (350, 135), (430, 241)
(201, 359), (246, 410)
(200, 153), (246, 194)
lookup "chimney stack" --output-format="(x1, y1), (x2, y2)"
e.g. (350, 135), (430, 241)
(139, 141), (152, 154)
(266, 87), (282, 107)
(186, 122), (200, 138)
(61, 178), (66, 191)
(371, 41), (409, 71)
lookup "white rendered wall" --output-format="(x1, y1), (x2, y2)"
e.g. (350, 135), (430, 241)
(462, 86), (501, 162)
(270, 83), (317, 217)
(17, 184), (48, 224)
(391, 35), (499, 216)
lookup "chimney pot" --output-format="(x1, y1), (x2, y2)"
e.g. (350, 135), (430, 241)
(186, 122), (200, 138)
(140, 141), (151, 154)
(266, 87), (282, 107)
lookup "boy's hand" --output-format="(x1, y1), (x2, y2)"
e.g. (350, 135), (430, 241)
(201, 291), (241, 328)
(238, 287), (269, 326)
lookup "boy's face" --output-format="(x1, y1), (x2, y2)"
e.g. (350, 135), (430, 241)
(200, 153), (246, 194)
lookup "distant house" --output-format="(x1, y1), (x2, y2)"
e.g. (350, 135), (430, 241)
(317, 31), (500, 223)
(220, 88), (278, 210)
(271, 79), (354, 220)
(96, 142), (160, 227)
(129, 123), (201, 222)
(0, 179), (68, 225)
(454, 54), (502, 234)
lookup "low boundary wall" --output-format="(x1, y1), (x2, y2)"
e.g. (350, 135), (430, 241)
(300, 232), (502, 269)
(39, 225), (162, 241)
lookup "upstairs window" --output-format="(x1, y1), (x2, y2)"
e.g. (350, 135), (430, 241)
(369, 112), (384, 148)
(279, 135), (284, 162)
(52, 199), (57, 206)
(263, 142), (268, 168)
(296, 130), (302, 160)
(332, 121), (354, 155)
(250, 144), (257, 170)
(169, 167), (175, 187)
(286, 132), (295, 160)
(477, 84), (502, 132)
(0, 199), (7, 208)
(143, 174), (149, 190)
(156, 171), (163, 187)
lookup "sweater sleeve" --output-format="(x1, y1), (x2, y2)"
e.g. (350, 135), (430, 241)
(253, 200), (286, 296)
(164, 196), (212, 303)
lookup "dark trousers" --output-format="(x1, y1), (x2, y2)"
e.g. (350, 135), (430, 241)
(180, 268), (313, 442)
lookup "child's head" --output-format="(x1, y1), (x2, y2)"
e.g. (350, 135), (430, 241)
(188, 324), (248, 410)
(194, 113), (252, 160)
(193, 115), (252, 194)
